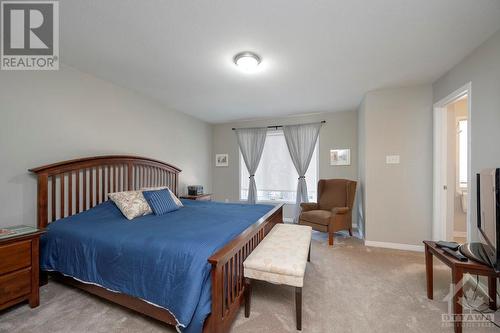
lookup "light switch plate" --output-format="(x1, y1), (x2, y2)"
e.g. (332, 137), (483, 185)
(386, 155), (400, 164)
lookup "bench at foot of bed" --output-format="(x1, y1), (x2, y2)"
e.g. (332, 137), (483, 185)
(243, 223), (312, 331)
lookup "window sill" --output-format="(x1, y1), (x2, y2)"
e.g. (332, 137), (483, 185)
(239, 199), (297, 205)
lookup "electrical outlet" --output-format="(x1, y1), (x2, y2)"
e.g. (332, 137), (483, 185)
(386, 155), (400, 164)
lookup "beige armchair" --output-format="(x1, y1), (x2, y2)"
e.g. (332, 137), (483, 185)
(299, 179), (357, 246)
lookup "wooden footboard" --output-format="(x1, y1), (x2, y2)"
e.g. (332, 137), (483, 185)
(204, 204), (283, 333)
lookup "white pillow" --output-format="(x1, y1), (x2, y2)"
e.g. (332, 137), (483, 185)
(108, 190), (152, 220)
(141, 187), (183, 207)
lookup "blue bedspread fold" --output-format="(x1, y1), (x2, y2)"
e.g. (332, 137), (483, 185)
(40, 199), (275, 333)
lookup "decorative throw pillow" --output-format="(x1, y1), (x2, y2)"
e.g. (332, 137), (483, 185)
(140, 186), (183, 207)
(142, 189), (180, 215)
(108, 190), (152, 220)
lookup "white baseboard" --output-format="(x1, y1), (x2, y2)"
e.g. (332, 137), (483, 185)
(453, 231), (467, 238)
(364, 240), (424, 252)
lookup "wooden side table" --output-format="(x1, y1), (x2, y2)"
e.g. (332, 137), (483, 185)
(423, 240), (499, 333)
(180, 194), (212, 201)
(0, 228), (45, 310)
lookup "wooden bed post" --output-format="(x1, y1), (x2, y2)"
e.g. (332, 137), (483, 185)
(205, 264), (223, 332)
(37, 173), (48, 229)
(36, 173), (49, 286)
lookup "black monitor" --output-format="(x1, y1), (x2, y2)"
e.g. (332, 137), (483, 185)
(459, 169), (500, 271)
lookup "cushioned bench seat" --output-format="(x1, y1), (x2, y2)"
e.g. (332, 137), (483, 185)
(243, 223), (312, 330)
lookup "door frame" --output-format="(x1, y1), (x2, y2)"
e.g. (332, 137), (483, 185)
(433, 82), (472, 241)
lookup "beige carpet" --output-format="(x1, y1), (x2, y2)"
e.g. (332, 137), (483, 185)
(0, 232), (497, 333)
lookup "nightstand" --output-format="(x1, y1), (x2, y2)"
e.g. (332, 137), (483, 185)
(180, 194), (212, 201)
(0, 227), (44, 311)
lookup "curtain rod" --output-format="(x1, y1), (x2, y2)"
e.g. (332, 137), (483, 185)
(232, 120), (325, 131)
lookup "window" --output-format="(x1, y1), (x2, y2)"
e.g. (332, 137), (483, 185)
(457, 119), (467, 188)
(240, 130), (318, 202)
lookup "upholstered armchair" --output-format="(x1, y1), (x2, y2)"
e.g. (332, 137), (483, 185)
(299, 179), (357, 246)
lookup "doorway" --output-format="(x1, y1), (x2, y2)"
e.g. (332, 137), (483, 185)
(433, 83), (471, 243)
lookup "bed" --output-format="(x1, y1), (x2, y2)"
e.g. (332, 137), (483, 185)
(30, 155), (283, 333)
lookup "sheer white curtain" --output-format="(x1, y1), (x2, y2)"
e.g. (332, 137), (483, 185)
(283, 123), (322, 220)
(235, 127), (268, 204)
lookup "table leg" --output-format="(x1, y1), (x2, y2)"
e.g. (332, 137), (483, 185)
(452, 267), (463, 333)
(488, 276), (497, 311)
(425, 244), (433, 299)
(244, 278), (252, 318)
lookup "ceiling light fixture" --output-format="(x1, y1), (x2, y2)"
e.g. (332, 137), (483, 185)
(233, 52), (261, 73)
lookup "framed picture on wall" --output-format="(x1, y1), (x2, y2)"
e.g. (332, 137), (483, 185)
(215, 154), (229, 167)
(330, 149), (351, 166)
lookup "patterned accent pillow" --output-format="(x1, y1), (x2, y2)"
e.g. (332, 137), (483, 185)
(108, 191), (152, 220)
(142, 189), (180, 215)
(140, 186), (183, 207)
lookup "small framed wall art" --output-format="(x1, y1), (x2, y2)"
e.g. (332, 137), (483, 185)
(215, 154), (229, 167)
(330, 149), (351, 166)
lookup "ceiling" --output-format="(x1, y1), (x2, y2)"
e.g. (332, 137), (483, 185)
(60, 0), (500, 123)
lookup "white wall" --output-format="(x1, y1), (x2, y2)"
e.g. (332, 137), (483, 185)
(212, 111), (358, 221)
(0, 65), (212, 228)
(433, 28), (500, 241)
(359, 85), (434, 246)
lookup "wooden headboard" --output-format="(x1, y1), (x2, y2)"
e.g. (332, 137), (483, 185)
(29, 155), (181, 228)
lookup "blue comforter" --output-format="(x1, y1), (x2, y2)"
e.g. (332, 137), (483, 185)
(40, 199), (275, 333)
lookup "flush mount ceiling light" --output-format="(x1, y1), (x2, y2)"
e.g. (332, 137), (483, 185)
(233, 52), (261, 73)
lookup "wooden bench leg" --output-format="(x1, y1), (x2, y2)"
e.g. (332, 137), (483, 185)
(245, 278), (252, 318)
(307, 243), (311, 262)
(295, 287), (302, 330)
